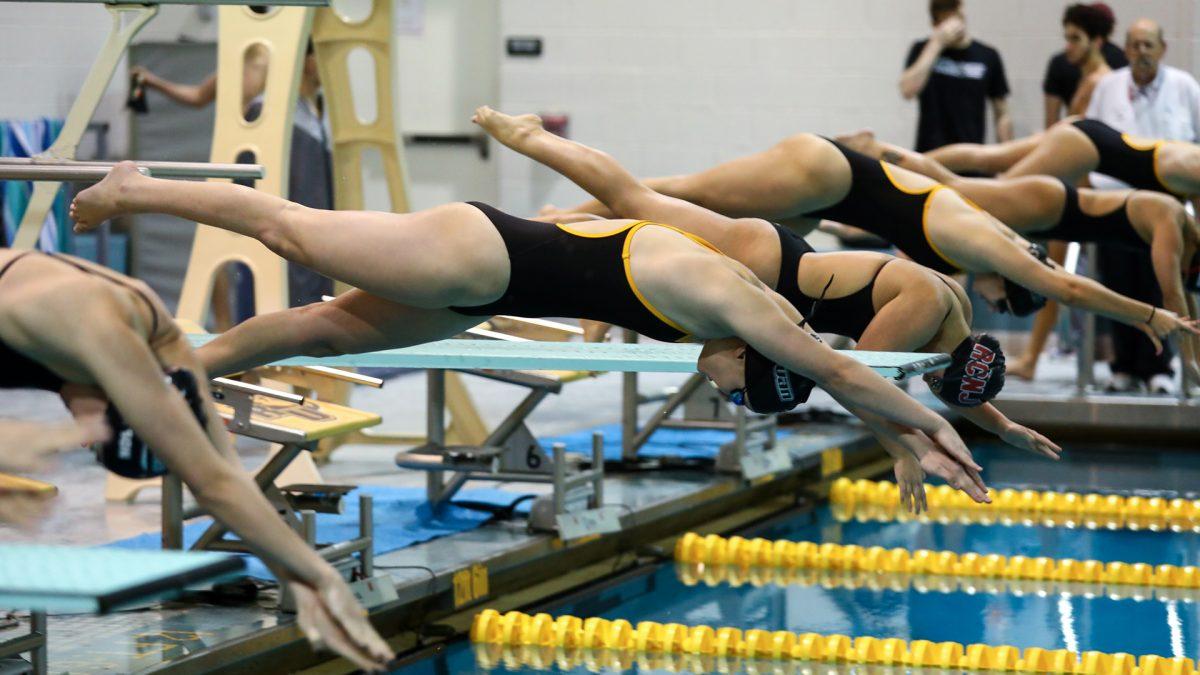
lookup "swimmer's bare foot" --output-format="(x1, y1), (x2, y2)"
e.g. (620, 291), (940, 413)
(472, 106), (544, 149)
(580, 319), (612, 343)
(539, 204), (562, 216)
(71, 161), (143, 232)
(1007, 356), (1037, 381)
(834, 128), (876, 154)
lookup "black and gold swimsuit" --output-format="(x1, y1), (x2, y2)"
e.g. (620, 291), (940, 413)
(1036, 179), (1148, 251)
(773, 224), (886, 340)
(1072, 118), (1182, 197)
(804, 140), (963, 275)
(451, 202), (720, 342)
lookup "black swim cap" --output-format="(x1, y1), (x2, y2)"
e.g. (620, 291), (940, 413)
(743, 345), (816, 414)
(994, 243), (1051, 317)
(927, 334), (1006, 407)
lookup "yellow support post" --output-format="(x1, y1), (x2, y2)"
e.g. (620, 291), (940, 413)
(176, 6), (312, 326)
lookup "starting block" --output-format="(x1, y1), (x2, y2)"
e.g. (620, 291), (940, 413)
(0, 545), (242, 674)
(182, 333), (949, 535)
(618, 329), (949, 476)
(395, 320), (614, 540)
(158, 377), (382, 607)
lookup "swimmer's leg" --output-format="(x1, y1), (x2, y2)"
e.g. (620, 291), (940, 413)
(475, 106), (749, 240)
(927, 133), (1043, 176)
(1001, 122), (1098, 182)
(197, 289), (480, 377)
(835, 131), (963, 185)
(72, 163), (507, 308)
(1008, 241), (1069, 380)
(555, 133), (851, 221)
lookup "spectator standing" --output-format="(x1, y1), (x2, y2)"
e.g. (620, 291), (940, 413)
(1042, 2), (1128, 128)
(900, 0), (1012, 152)
(1086, 18), (1200, 394)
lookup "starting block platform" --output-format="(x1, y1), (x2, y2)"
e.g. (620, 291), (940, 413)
(0, 545), (244, 614)
(185, 335), (949, 379)
(0, 545), (243, 674)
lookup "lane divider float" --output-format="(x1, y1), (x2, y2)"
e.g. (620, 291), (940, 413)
(830, 478), (1200, 531)
(674, 562), (1200, 604)
(673, 532), (1200, 589)
(471, 609), (1196, 673)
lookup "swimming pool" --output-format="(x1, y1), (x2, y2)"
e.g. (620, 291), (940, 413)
(395, 442), (1200, 673)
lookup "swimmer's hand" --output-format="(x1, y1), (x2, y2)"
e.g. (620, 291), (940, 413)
(1179, 334), (1200, 387)
(0, 419), (109, 472)
(1141, 308), (1200, 353)
(929, 423), (984, 475)
(918, 448), (990, 505)
(893, 455), (927, 514)
(291, 572), (395, 673)
(999, 423), (1062, 460)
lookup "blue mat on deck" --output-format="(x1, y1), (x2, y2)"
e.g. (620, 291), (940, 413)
(109, 486), (534, 580)
(542, 423), (789, 462)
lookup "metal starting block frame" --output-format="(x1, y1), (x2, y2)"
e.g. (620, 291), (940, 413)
(618, 329), (786, 479)
(618, 330), (953, 479)
(396, 368), (616, 540)
(392, 321), (616, 539)
(161, 375), (381, 607)
(622, 367), (787, 479)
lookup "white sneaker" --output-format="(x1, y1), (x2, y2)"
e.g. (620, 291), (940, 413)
(1149, 374), (1177, 396)
(1104, 373), (1144, 393)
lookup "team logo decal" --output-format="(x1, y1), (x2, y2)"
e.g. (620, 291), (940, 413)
(957, 342), (996, 405)
(772, 364), (794, 402)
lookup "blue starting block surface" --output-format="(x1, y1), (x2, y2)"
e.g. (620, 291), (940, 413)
(0, 545), (243, 614)
(185, 334), (947, 379)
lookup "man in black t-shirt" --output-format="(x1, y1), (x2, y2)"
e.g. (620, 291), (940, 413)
(1042, 2), (1127, 128)
(900, 0), (1012, 152)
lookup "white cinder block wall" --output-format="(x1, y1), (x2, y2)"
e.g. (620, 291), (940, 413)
(0, 2), (1195, 224)
(497, 0), (1198, 217)
(0, 5), (133, 156)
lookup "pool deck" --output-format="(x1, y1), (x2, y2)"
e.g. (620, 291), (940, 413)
(2, 351), (1196, 673)
(0, 369), (886, 674)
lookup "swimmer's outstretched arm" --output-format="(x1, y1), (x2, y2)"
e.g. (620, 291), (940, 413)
(854, 278), (1060, 460)
(953, 402), (1062, 459)
(953, 222), (1200, 347)
(847, 406), (988, 508)
(697, 271), (979, 471)
(1149, 214), (1200, 381)
(0, 420), (107, 472)
(16, 300), (394, 671)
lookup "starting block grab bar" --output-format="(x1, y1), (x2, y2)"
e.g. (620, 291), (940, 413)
(0, 158), (264, 182)
(185, 334), (950, 380)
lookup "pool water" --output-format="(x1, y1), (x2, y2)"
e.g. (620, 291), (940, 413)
(393, 443), (1200, 674)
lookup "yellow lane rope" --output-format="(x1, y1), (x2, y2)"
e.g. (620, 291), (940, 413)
(673, 562), (1200, 604)
(673, 532), (1200, 589)
(830, 478), (1200, 531)
(471, 609), (1196, 673)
